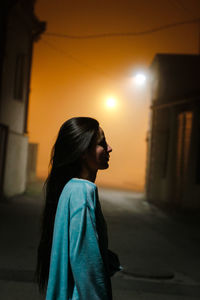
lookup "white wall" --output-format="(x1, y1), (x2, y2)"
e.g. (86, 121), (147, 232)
(3, 132), (28, 197)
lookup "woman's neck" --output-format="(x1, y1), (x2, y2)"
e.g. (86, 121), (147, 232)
(78, 167), (97, 183)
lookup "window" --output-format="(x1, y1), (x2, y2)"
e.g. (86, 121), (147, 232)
(196, 118), (200, 185)
(14, 54), (25, 100)
(162, 130), (169, 178)
(176, 111), (193, 181)
(0, 124), (8, 194)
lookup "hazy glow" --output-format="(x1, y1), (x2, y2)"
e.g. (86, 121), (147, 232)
(106, 97), (117, 108)
(29, 0), (198, 191)
(134, 73), (146, 86)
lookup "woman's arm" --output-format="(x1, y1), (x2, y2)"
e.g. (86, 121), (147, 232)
(107, 249), (123, 277)
(69, 204), (111, 300)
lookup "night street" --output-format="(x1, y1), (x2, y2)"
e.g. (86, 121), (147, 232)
(1, 1), (200, 299)
(0, 181), (199, 300)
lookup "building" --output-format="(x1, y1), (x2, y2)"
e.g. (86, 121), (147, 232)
(0, 0), (45, 197)
(145, 54), (200, 211)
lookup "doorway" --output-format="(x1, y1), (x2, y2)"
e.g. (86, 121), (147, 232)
(175, 111), (193, 204)
(0, 124), (8, 198)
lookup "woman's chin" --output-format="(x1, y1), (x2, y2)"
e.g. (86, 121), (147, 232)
(99, 162), (109, 170)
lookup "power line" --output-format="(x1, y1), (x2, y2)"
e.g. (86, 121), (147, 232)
(166, 1), (200, 54)
(173, 0), (194, 16)
(44, 17), (200, 40)
(41, 39), (114, 81)
(167, 0), (188, 14)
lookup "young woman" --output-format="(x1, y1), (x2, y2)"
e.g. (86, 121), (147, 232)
(36, 117), (122, 300)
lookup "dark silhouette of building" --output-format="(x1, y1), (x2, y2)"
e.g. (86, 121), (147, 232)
(146, 54), (200, 210)
(0, 0), (45, 197)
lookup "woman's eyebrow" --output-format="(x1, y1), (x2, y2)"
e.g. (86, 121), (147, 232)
(98, 137), (105, 143)
(100, 135), (106, 141)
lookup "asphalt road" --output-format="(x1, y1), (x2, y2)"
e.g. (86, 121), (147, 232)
(0, 181), (199, 300)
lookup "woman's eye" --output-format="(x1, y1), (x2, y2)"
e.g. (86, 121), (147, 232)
(99, 140), (107, 147)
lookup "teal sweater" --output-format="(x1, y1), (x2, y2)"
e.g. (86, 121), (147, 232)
(46, 178), (121, 300)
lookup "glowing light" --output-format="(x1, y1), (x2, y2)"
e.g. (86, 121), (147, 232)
(134, 73), (146, 86)
(106, 97), (116, 108)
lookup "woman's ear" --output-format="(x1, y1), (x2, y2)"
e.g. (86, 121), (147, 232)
(81, 151), (87, 160)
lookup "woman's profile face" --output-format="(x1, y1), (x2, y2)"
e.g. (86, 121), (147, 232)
(84, 127), (112, 172)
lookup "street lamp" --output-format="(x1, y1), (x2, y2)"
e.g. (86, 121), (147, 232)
(134, 73), (146, 85)
(106, 97), (117, 108)
(133, 72), (147, 86)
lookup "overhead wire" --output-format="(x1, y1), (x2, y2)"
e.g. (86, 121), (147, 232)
(167, 0), (200, 53)
(41, 39), (115, 81)
(41, 14), (200, 78)
(172, 0), (195, 16)
(44, 17), (200, 39)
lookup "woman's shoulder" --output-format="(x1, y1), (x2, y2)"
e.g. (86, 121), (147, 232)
(65, 178), (97, 194)
(70, 178), (97, 188)
(60, 178), (98, 211)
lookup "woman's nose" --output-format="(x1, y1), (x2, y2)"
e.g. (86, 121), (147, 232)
(107, 144), (112, 153)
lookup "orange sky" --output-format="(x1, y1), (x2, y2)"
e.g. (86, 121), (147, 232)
(28, 0), (200, 191)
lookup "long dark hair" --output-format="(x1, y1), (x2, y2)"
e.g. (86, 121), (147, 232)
(36, 117), (99, 292)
